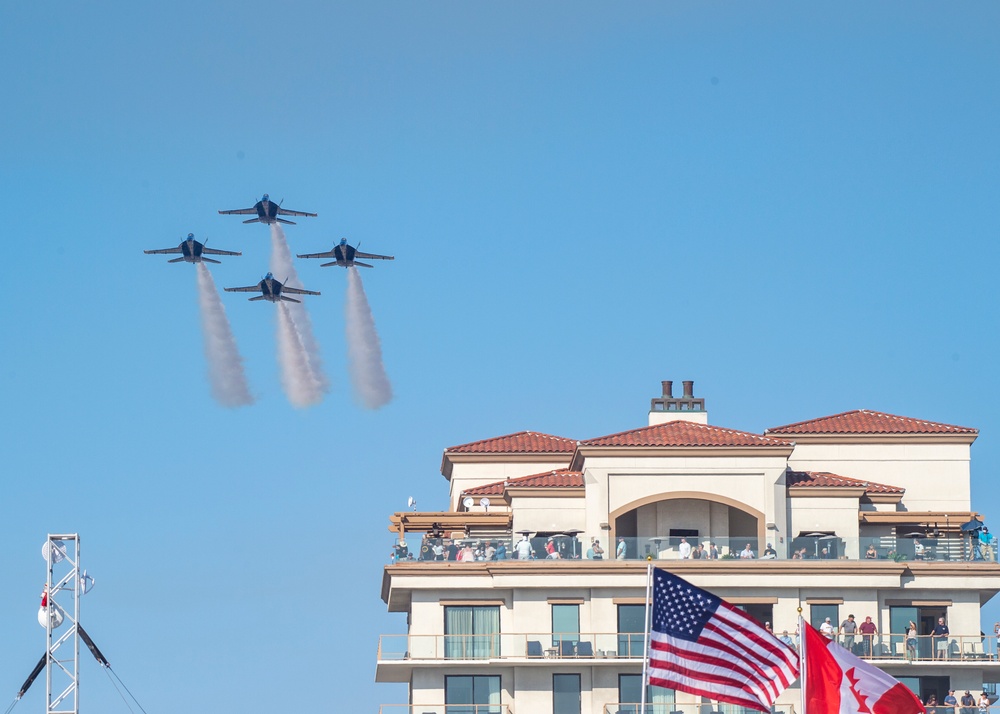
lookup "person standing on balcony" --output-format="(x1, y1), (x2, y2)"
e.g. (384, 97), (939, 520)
(859, 616), (878, 656)
(961, 690), (976, 714)
(906, 620), (918, 661)
(586, 538), (604, 559)
(762, 543), (777, 559)
(709, 542), (720, 559)
(979, 528), (994, 561)
(978, 691), (990, 713)
(839, 614), (857, 653)
(820, 617), (835, 640)
(678, 538), (691, 559)
(739, 543), (755, 559)
(933, 616), (950, 659)
(616, 537), (627, 559)
(515, 535), (533, 560)
(914, 539), (926, 560)
(944, 690), (959, 711)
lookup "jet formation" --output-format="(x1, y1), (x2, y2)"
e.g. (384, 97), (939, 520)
(145, 193), (394, 305)
(144, 234), (241, 264)
(218, 194), (317, 225)
(297, 238), (394, 268)
(224, 273), (320, 304)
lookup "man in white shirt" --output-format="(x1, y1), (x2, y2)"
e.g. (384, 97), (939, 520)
(515, 536), (533, 560)
(820, 617), (836, 640)
(740, 544), (755, 559)
(678, 538), (692, 559)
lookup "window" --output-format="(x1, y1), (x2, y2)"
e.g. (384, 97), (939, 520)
(810, 604), (839, 631)
(445, 675), (501, 714)
(617, 604), (645, 657)
(552, 603), (580, 652)
(444, 606), (500, 659)
(553, 674), (581, 714)
(617, 674), (674, 714)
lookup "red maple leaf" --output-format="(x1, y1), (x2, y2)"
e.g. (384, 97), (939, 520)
(844, 667), (873, 713)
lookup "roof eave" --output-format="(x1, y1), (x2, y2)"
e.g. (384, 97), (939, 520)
(571, 444), (795, 469)
(768, 432), (977, 445)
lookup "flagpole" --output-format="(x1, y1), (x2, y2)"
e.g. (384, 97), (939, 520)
(641, 560), (653, 714)
(798, 611), (806, 714)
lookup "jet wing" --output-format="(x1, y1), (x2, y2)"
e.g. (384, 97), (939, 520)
(144, 247), (183, 255)
(224, 285), (263, 293)
(355, 251), (394, 261)
(277, 207), (318, 218)
(281, 286), (321, 296)
(201, 247), (242, 257)
(295, 250), (336, 259)
(218, 207), (257, 216)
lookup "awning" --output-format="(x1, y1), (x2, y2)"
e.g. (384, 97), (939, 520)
(859, 511), (978, 530)
(388, 511), (512, 535)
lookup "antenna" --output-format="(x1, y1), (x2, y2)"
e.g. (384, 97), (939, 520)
(479, 497), (491, 513)
(462, 496), (474, 510)
(42, 534), (82, 714)
(407, 497), (416, 512)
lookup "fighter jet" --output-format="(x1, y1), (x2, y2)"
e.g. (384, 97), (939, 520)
(224, 273), (320, 303)
(218, 194), (317, 225)
(296, 238), (394, 268)
(144, 233), (241, 264)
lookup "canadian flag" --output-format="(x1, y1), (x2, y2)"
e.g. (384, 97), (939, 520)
(804, 623), (925, 714)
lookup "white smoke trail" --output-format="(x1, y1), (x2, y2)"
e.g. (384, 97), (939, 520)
(195, 263), (254, 407)
(276, 303), (324, 407)
(345, 267), (393, 409)
(270, 224), (329, 405)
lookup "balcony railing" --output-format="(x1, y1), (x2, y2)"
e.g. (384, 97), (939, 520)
(603, 704), (798, 714)
(821, 633), (999, 662)
(378, 631), (647, 661)
(379, 632), (1000, 664)
(389, 534), (998, 564)
(378, 706), (508, 714)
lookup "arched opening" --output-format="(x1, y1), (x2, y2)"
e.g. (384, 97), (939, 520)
(610, 492), (766, 559)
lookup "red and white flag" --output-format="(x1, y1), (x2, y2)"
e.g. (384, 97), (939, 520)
(803, 622), (925, 713)
(647, 568), (799, 712)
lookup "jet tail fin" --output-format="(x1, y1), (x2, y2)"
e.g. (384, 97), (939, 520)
(320, 260), (342, 268)
(279, 295), (302, 303)
(276, 217), (296, 225)
(354, 261), (373, 268)
(249, 296), (267, 301)
(201, 257), (222, 264)
(167, 257), (186, 263)
(242, 218), (261, 224)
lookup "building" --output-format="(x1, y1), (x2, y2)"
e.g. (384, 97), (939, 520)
(377, 381), (1000, 714)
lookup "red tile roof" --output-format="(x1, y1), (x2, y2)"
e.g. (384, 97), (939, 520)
(579, 421), (793, 448)
(445, 431), (578, 454)
(766, 410), (977, 435)
(787, 470), (904, 494)
(463, 469), (585, 496)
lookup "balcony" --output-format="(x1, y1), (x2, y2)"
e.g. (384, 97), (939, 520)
(378, 632), (1000, 667)
(824, 633), (1000, 663)
(388, 534), (998, 564)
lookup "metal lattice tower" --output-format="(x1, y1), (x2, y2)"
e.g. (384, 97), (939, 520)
(43, 534), (81, 714)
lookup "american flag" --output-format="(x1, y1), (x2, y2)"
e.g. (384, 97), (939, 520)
(648, 568), (800, 713)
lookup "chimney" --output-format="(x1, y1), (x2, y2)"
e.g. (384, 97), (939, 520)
(649, 379), (708, 426)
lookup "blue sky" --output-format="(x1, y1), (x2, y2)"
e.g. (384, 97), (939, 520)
(2, 2), (999, 711)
